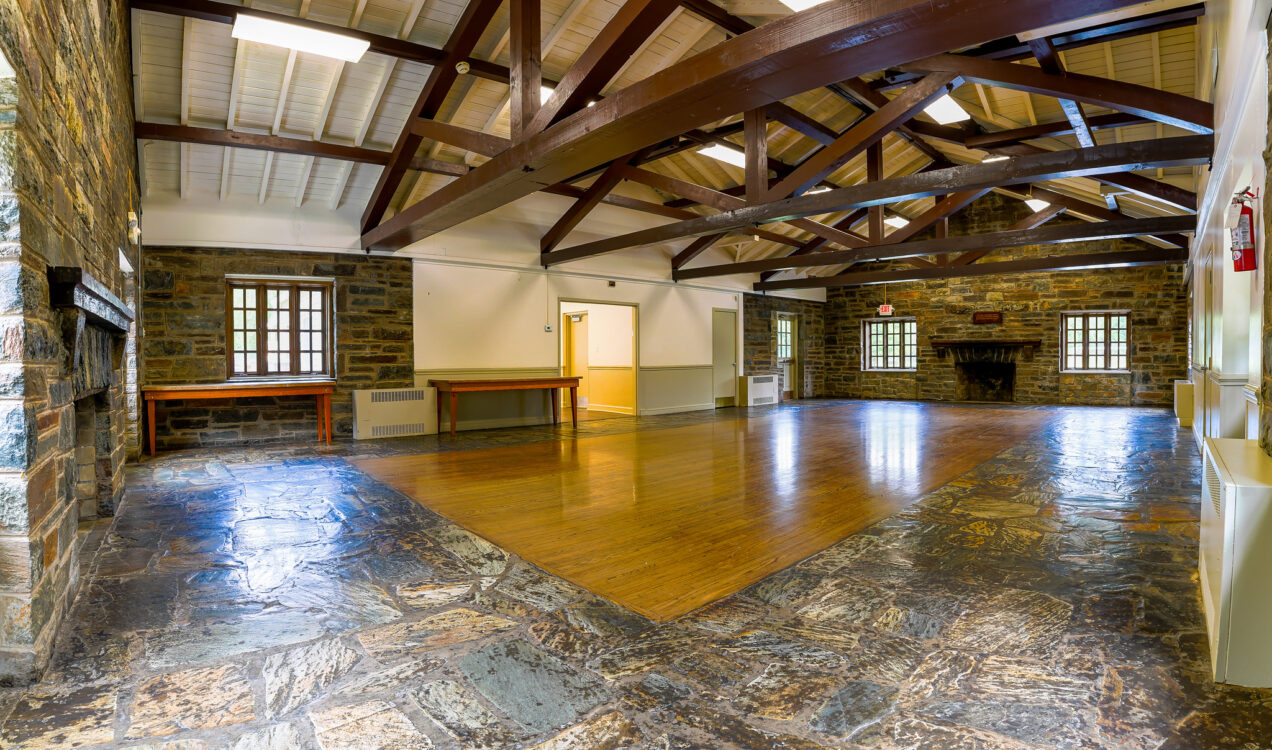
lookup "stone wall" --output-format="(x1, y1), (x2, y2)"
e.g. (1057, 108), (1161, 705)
(0, 0), (137, 683)
(742, 293), (825, 398)
(140, 248), (413, 450)
(822, 195), (1189, 406)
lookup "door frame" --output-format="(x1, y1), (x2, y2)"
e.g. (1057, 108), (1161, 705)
(775, 311), (801, 399)
(712, 306), (739, 407)
(558, 298), (639, 415)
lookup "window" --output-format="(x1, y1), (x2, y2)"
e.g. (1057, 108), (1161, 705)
(862, 318), (917, 371)
(227, 278), (334, 378)
(776, 316), (793, 361)
(1061, 311), (1129, 371)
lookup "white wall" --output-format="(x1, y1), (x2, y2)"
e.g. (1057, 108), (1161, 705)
(1191, 0), (1271, 443)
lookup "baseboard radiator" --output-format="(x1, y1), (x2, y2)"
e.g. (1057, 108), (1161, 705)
(353, 388), (435, 439)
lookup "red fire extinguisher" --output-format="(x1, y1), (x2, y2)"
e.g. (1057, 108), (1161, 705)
(1230, 188), (1258, 272)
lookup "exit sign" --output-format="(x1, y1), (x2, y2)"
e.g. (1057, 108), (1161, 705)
(878, 304), (894, 316)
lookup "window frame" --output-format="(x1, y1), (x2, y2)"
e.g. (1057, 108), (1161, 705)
(861, 317), (918, 372)
(1059, 310), (1131, 373)
(775, 314), (794, 362)
(224, 277), (336, 381)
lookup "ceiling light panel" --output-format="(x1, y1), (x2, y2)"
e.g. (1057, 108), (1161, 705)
(232, 15), (370, 62)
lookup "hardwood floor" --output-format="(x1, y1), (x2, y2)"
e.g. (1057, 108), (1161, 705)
(354, 401), (1054, 621)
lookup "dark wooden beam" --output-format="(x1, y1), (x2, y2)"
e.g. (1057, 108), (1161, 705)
(768, 74), (958, 202)
(752, 245), (1188, 291)
(539, 135), (1211, 265)
(364, 0), (1156, 252)
(672, 234), (727, 269)
(131, 0), (445, 64)
(540, 149), (650, 254)
(870, 3), (1206, 90)
(528, 0), (680, 134)
(866, 142), (885, 243)
(136, 122), (390, 164)
(900, 53), (1214, 134)
(949, 203), (1066, 265)
(360, 0), (503, 234)
(1008, 184), (1188, 247)
(745, 109), (768, 204)
(965, 112), (1150, 149)
(677, 210), (1191, 280)
(1027, 38), (1095, 148)
(410, 119), (511, 158)
(766, 102), (838, 146)
(990, 142), (1197, 211)
(510, 0), (542, 143)
(837, 77), (970, 152)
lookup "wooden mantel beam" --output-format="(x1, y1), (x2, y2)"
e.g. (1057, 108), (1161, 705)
(540, 135), (1212, 265)
(362, 0), (1158, 253)
(751, 246), (1188, 291)
(674, 214), (1194, 280)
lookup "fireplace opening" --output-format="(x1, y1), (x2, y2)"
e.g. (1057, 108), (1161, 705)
(73, 392), (116, 519)
(955, 361), (1016, 402)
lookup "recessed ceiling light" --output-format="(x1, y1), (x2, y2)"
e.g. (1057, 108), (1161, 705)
(540, 86), (554, 104)
(698, 144), (747, 169)
(982, 154), (1009, 163)
(1025, 198), (1051, 212)
(884, 216), (909, 229)
(923, 94), (971, 125)
(232, 14), (370, 62)
(778, 0), (831, 10)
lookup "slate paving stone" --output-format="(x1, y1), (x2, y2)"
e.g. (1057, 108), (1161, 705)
(308, 700), (432, 750)
(524, 710), (646, 749)
(126, 664), (255, 738)
(460, 639), (609, 733)
(357, 608), (517, 662)
(411, 679), (517, 747)
(5, 405), (1272, 748)
(810, 679), (899, 739)
(262, 637), (363, 717)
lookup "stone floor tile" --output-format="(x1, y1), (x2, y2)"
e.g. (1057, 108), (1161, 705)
(460, 639), (610, 734)
(411, 679), (516, 747)
(357, 608), (516, 662)
(733, 664), (838, 720)
(143, 610), (329, 669)
(263, 637), (363, 717)
(126, 664), (255, 738)
(226, 722), (306, 749)
(309, 700), (432, 750)
(335, 657), (444, 699)
(810, 679), (898, 739)
(396, 580), (471, 610)
(524, 710), (645, 749)
(423, 525), (508, 575)
(0, 684), (118, 748)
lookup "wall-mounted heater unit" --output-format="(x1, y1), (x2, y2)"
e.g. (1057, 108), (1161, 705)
(740, 375), (779, 406)
(1200, 437), (1272, 686)
(353, 388), (436, 439)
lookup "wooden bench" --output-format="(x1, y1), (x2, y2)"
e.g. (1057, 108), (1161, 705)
(142, 381), (336, 455)
(429, 377), (581, 436)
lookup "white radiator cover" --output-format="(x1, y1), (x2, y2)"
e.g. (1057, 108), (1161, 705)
(741, 375), (779, 406)
(1200, 438), (1272, 686)
(353, 387), (436, 440)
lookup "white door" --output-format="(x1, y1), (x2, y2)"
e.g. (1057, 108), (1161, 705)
(712, 309), (737, 407)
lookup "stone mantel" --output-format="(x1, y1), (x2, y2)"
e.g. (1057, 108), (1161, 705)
(929, 339), (1042, 349)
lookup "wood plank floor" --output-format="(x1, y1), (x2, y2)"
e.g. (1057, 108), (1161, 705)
(354, 402), (1054, 621)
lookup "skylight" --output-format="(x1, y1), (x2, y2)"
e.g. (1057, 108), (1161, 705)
(697, 144), (747, 168)
(884, 216), (909, 229)
(1025, 198), (1051, 212)
(232, 15), (369, 62)
(923, 94), (971, 125)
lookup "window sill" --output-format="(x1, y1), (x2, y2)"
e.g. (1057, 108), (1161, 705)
(863, 368), (917, 373)
(1060, 369), (1131, 375)
(226, 376), (337, 384)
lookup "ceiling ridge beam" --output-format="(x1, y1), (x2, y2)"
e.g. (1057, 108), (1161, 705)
(752, 245), (1188, 291)
(965, 112), (1150, 148)
(542, 135), (1212, 265)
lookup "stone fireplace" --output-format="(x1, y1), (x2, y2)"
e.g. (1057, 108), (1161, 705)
(932, 339), (1042, 404)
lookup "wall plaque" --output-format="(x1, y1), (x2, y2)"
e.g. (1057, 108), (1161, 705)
(972, 311), (1003, 325)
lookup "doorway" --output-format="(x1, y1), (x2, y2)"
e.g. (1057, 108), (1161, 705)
(712, 308), (737, 407)
(776, 313), (800, 399)
(560, 301), (637, 415)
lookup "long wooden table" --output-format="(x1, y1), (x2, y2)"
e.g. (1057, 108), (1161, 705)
(142, 381), (335, 454)
(429, 377), (581, 436)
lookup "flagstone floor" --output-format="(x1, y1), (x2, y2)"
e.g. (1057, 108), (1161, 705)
(1, 401), (1270, 748)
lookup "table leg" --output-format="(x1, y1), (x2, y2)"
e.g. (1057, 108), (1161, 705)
(147, 399), (156, 455)
(570, 386), (578, 426)
(552, 388), (561, 425)
(316, 394), (325, 443)
(324, 394), (333, 444)
(449, 391), (458, 436)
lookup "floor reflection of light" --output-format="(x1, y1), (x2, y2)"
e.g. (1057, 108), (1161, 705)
(773, 414), (797, 500)
(1052, 408), (1137, 473)
(863, 402), (923, 493)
